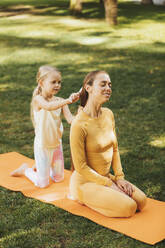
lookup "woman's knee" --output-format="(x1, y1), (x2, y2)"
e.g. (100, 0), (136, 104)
(137, 192), (147, 211)
(100, 198), (137, 218)
(122, 199), (137, 217)
(129, 182), (147, 211)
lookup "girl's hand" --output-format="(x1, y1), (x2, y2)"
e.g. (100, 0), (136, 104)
(69, 92), (80, 103)
(116, 179), (134, 197)
(68, 96), (73, 104)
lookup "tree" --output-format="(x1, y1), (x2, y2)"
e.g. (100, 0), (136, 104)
(70, 0), (82, 14)
(69, 0), (118, 26)
(103, 0), (118, 25)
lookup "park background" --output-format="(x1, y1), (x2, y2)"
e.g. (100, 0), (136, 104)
(0, 0), (165, 247)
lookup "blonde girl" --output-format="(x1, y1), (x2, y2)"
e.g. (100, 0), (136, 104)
(11, 65), (79, 188)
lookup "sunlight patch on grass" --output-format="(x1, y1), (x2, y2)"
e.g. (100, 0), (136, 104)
(0, 83), (14, 91)
(0, 227), (43, 247)
(5, 14), (51, 25)
(106, 38), (140, 49)
(75, 36), (108, 45)
(19, 30), (55, 38)
(32, 6), (59, 15)
(1, 48), (52, 64)
(0, 14), (164, 55)
(6, 14), (30, 20)
(9, 4), (32, 9)
(149, 136), (165, 148)
(118, 22), (165, 42)
(55, 17), (94, 28)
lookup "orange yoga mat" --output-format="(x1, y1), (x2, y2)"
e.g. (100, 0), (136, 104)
(0, 152), (165, 245)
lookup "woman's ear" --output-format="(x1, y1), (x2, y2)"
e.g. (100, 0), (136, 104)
(85, 84), (92, 93)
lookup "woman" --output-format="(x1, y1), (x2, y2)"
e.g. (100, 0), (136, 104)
(69, 70), (147, 217)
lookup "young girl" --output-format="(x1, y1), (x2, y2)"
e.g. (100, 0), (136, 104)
(11, 65), (79, 188)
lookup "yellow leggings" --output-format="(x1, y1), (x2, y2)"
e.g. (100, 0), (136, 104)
(69, 171), (147, 217)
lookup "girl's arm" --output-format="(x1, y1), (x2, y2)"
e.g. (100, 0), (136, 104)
(63, 92), (80, 124)
(34, 95), (72, 111)
(62, 105), (75, 124)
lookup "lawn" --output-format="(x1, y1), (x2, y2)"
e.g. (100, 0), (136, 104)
(0, 0), (165, 247)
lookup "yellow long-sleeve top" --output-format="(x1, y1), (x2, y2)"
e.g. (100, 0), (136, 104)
(70, 107), (124, 187)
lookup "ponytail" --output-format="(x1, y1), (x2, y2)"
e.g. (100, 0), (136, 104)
(31, 85), (42, 127)
(80, 87), (88, 107)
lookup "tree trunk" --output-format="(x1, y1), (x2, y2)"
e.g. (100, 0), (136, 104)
(104, 0), (118, 25)
(141, 0), (153, 4)
(70, 0), (82, 14)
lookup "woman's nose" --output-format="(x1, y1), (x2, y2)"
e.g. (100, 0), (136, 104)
(105, 84), (111, 91)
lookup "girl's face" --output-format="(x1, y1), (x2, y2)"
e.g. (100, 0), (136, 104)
(40, 71), (62, 97)
(87, 72), (112, 104)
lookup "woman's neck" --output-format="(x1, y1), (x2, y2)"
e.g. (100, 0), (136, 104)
(83, 99), (102, 118)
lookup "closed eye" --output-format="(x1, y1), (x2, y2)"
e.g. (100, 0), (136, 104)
(52, 80), (61, 84)
(100, 81), (112, 88)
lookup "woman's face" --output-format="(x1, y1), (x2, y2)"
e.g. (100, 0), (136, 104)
(87, 72), (112, 104)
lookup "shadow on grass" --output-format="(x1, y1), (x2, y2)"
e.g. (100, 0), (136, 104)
(0, 0), (165, 26)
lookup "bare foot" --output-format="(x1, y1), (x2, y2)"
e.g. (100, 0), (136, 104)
(10, 163), (28, 177)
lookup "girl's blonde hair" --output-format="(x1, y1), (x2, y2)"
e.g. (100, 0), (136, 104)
(31, 65), (61, 127)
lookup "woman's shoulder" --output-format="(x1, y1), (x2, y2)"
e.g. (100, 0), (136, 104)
(72, 109), (85, 124)
(102, 107), (114, 118)
(71, 109), (88, 130)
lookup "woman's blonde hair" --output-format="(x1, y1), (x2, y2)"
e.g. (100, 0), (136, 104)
(31, 65), (61, 127)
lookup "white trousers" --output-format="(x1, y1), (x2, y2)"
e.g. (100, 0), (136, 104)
(25, 140), (64, 188)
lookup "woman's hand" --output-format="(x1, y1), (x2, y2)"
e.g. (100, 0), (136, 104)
(110, 182), (126, 194)
(116, 179), (134, 197)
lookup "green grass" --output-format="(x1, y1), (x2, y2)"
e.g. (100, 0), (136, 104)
(0, 0), (165, 247)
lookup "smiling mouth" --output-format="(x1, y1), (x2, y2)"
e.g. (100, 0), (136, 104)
(104, 93), (111, 97)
